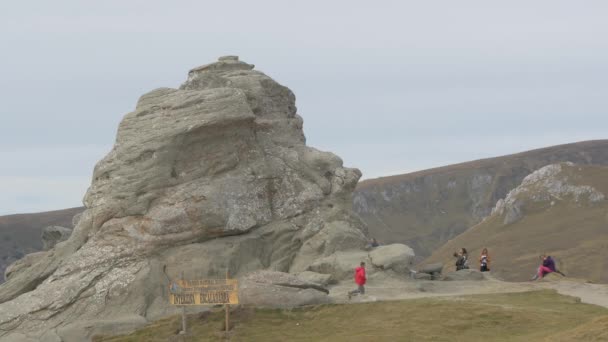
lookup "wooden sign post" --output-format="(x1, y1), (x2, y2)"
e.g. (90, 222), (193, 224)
(169, 271), (239, 336)
(180, 271), (186, 335)
(225, 269), (230, 334)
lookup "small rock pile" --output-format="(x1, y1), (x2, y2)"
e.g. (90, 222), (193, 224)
(415, 263), (444, 280)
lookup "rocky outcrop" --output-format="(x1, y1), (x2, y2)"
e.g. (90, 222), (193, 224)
(309, 251), (372, 283)
(0, 207), (83, 284)
(415, 262), (444, 280)
(0, 56), (370, 341)
(354, 140), (608, 258)
(297, 271), (333, 287)
(41, 226), (72, 250)
(491, 163), (605, 225)
(239, 271), (330, 308)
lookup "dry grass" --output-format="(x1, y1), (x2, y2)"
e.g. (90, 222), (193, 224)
(94, 290), (608, 342)
(423, 165), (608, 283)
(354, 140), (608, 259)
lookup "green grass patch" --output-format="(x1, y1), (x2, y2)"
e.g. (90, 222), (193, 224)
(94, 290), (608, 342)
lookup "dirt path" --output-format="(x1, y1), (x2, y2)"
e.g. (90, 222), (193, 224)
(542, 280), (608, 308)
(328, 273), (608, 309)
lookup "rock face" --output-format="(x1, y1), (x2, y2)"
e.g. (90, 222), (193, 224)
(41, 226), (72, 250)
(0, 57), (369, 341)
(354, 140), (608, 258)
(239, 271), (330, 308)
(0, 207), (83, 284)
(491, 163), (605, 225)
(297, 271), (333, 286)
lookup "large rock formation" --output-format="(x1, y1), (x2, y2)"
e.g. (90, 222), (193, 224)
(0, 56), (370, 341)
(354, 140), (608, 259)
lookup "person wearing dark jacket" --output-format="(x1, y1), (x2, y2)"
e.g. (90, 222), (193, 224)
(454, 248), (469, 271)
(532, 254), (566, 280)
(348, 262), (367, 299)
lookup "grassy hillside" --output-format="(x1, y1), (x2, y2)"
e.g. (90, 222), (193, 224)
(0, 207), (84, 283)
(95, 290), (608, 342)
(423, 164), (608, 283)
(353, 140), (608, 259)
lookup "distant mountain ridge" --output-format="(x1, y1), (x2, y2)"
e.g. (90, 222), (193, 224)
(0, 207), (83, 283)
(353, 140), (608, 259)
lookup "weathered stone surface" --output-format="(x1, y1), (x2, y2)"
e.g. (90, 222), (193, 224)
(491, 163), (606, 225)
(443, 269), (485, 281)
(369, 243), (415, 273)
(239, 271), (330, 308)
(418, 263), (444, 275)
(289, 220), (367, 273)
(4, 252), (47, 282)
(297, 271), (333, 286)
(41, 226), (72, 251)
(71, 213), (83, 228)
(309, 251), (371, 282)
(0, 56), (368, 340)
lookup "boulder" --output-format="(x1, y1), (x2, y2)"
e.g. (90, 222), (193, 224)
(418, 263), (444, 275)
(443, 269), (485, 281)
(41, 226), (72, 250)
(297, 271), (333, 286)
(239, 271), (330, 308)
(309, 251), (371, 282)
(369, 243), (415, 273)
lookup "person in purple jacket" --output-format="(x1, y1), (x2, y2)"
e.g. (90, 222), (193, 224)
(532, 254), (566, 280)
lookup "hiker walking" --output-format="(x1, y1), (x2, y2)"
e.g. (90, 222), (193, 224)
(479, 248), (490, 272)
(348, 262), (367, 299)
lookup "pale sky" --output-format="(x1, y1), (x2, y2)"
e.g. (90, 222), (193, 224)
(1, 0), (607, 215)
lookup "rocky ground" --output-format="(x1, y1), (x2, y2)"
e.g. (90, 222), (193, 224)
(330, 273), (608, 309)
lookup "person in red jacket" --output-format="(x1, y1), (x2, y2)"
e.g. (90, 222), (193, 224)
(348, 262), (367, 299)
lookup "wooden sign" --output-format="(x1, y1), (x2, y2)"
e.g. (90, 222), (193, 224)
(169, 278), (239, 305)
